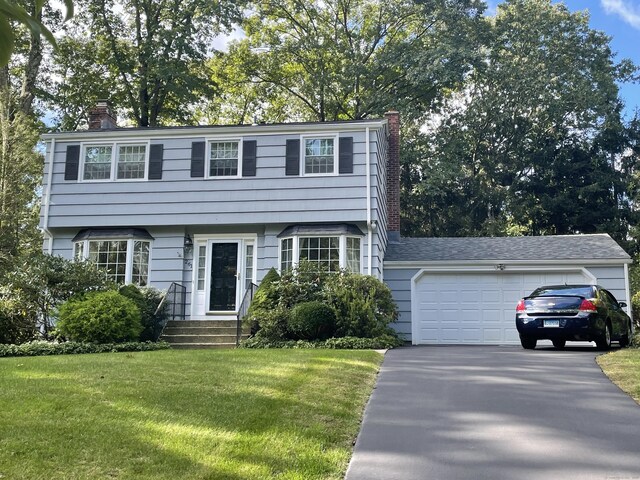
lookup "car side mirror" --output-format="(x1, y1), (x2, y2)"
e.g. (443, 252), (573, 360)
(619, 301), (627, 308)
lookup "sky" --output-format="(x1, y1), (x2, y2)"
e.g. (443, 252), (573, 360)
(488, 0), (640, 119)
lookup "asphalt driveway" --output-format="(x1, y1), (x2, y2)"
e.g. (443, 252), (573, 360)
(346, 345), (640, 480)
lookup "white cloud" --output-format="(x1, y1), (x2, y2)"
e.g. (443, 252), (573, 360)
(601, 0), (640, 29)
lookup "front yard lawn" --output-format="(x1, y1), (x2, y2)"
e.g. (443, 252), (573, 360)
(0, 349), (382, 480)
(597, 349), (640, 404)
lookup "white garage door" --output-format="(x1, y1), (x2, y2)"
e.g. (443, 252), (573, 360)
(414, 270), (592, 345)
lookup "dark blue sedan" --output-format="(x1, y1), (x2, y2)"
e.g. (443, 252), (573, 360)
(515, 285), (633, 350)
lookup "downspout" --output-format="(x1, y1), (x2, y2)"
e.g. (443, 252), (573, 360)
(42, 138), (55, 254)
(624, 263), (632, 327)
(365, 127), (372, 276)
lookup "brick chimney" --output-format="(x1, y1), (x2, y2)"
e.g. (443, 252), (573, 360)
(385, 111), (400, 243)
(88, 100), (117, 130)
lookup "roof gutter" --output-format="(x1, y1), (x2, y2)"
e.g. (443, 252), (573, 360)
(384, 258), (633, 268)
(41, 119), (387, 142)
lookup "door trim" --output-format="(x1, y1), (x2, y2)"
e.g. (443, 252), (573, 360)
(190, 233), (258, 319)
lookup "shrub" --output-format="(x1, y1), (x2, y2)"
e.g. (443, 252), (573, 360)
(0, 291), (38, 344)
(240, 334), (405, 349)
(0, 340), (170, 357)
(252, 306), (290, 340)
(119, 285), (168, 341)
(632, 291), (640, 329)
(325, 273), (399, 337)
(1, 253), (113, 337)
(245, 268), (281, 333)
(288, 301), (336, 340)
(57, 291), (142, 343)
(276, 260), (329, 308)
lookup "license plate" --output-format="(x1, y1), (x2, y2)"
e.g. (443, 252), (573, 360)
(544, 320), (560, 328)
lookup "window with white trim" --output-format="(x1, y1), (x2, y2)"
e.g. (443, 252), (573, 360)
(304, 137), (335, 174)
(117, 145), (146, 179)
(280, 235), (362, 273)
(209, 141), (239, 177)
(82, 143), (148, 181)
(196, 245), (207, 291)
(75, 238), (151, 286)
(84, 145), (112, 180)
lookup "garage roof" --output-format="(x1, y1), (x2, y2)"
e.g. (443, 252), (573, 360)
(385, 234), (631, 262)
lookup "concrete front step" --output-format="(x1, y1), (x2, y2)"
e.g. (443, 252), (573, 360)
(161, 320), (251, 349)
(169, 343), (237, 349)
(165, 320), (238, 328)
(163, 326), (242, 336)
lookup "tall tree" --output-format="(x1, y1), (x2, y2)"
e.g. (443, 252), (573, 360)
(49, 0), (244, 127)
(403, 0), (636, 244)
(208, 0), (486, 123)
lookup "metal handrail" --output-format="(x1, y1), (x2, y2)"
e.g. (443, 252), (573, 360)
(156, 282), (186, 339)
(236, 283), (258, 346)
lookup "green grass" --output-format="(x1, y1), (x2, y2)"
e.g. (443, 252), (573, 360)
(597, 349), (640, 404)
(0, 349), (382, 480)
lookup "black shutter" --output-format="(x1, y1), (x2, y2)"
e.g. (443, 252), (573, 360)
(148, 144), (164, 180)
(64, 145), (80, 181)
(191, 141), (205, 177)
(285, 139), (300, 176)
(242, 140), (257, 177)
(339, 137), (353, 174)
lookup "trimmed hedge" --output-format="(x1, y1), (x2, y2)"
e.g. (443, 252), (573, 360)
(289, 301), (336, 340)
(0, 340), (171, 357)
(57, 290), (142, 343)
(239, 334), (405, 350)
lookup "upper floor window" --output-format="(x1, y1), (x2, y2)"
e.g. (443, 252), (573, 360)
(82, 143), (148, 181)
(84, 145), (112, 180)
(209, 140), (240, 177)
(304, 137), (335, 175)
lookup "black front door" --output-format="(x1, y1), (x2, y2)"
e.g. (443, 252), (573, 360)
(209, 243), (238, 311)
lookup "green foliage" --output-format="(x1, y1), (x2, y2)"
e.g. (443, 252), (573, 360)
(240, 334), (404, 349)
(248, 263), (400, 342)
(57, 291), (142, 343)
(118, 284), (168, 342)
(1, 253), (113, 337)
(245, 267), (280, 333)
(49, 0), (243, 127)
(252, 306), (290, 341)
(325, 274), (399, 338)
(276, 260), (328, 308)
(289, 301), (336, 340)
(0, 340), (170, 357)
(401, 0), (637, 245)
(0, 0), (72, 66)
(212, 0), (485, 123)
(0, 292), (36, 344)
(632, 291), (640, 329)
(0, 103), (43, 264)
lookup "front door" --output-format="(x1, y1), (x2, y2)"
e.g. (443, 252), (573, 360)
(209, 242), (239, 311)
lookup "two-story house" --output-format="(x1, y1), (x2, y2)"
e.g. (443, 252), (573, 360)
(40, 102), (632, 346)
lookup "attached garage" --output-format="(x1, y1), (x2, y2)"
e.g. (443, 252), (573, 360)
(383, 235), (632, 345)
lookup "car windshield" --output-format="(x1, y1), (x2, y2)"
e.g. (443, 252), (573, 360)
(530, 286), (594, 298)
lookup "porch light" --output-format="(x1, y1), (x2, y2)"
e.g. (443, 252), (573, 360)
(184, 234), (193, 253)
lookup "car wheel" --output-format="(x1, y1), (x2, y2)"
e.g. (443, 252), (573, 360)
(595, 322), (612, 351)
(552, 339), (566, 349)
(520, 336), (537, 350)
(619, 321), (632, 348)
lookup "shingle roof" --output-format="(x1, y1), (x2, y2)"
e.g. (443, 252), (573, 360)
(384, 234), (631, 262)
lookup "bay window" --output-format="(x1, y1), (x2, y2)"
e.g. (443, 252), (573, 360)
(73, 229), (153, 286)
(278, 225), (363, 273)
